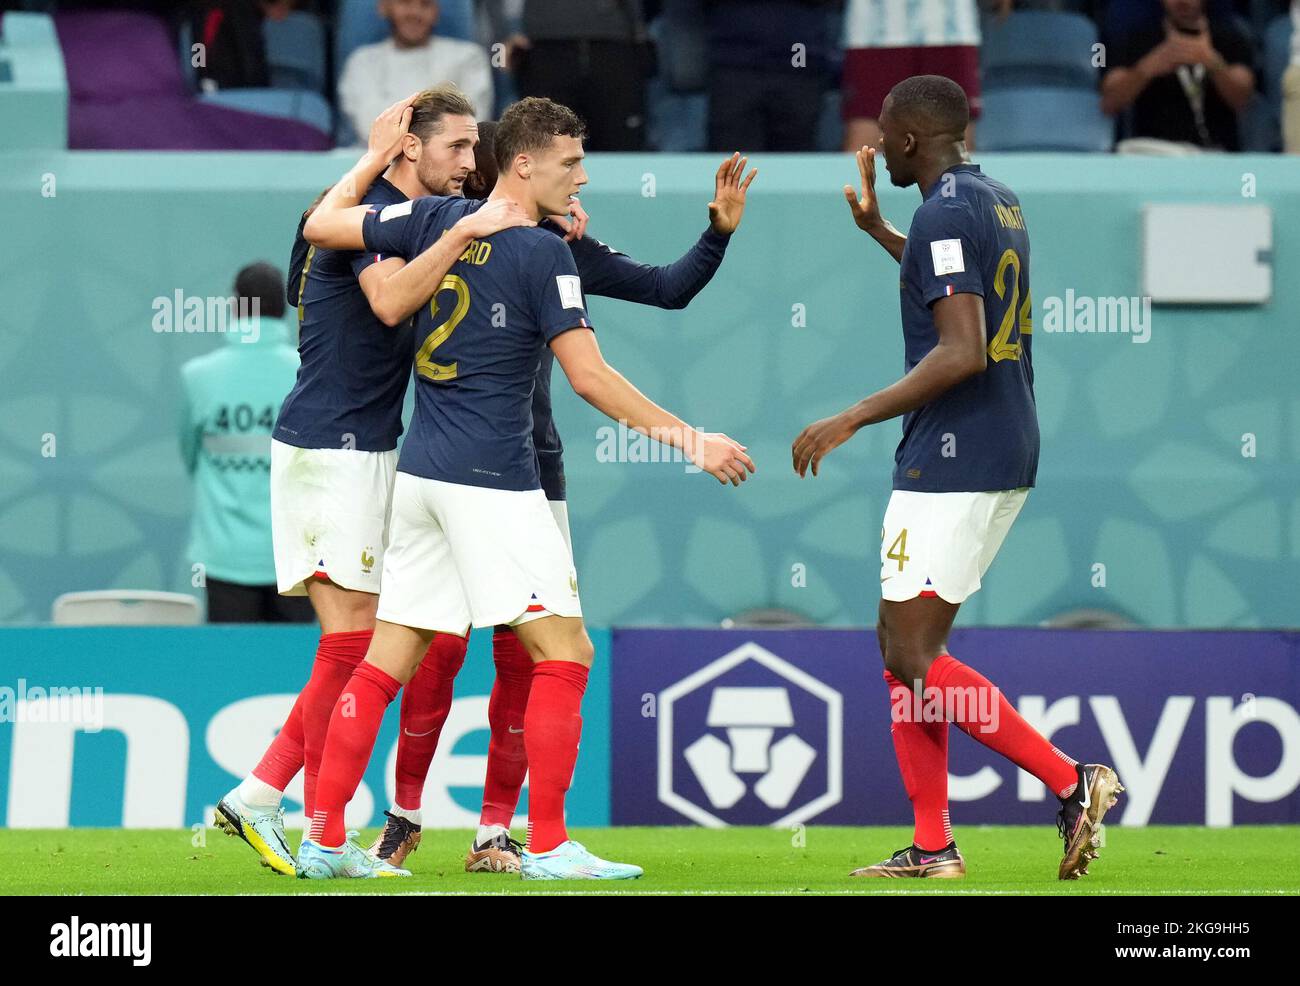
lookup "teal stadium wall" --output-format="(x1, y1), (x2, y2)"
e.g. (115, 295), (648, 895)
(0, 150), (1297, 628)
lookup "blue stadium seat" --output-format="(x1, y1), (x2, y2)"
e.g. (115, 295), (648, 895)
(654, 1), (707, 93)
(263, 11), (327, 93)
(646, 79), (707, 151)
(177, 16), (197, 93)
(334, 0), (475, 84)
(1264, 13), (1294, 101)
(817, 88), (843, 152)
(982, 11), (1100, 90)
(979, 87), (1113, 151)
(199, 88), (332, 136)
(1241, 12), (1296, 152)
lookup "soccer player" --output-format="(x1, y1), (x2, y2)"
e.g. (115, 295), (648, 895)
(297, 96), (755, 879)
(791, 75), (1122, 881)
(215, 87), (754, 877)
(371, 125), (758, 875)
(213, 87), (533, 876)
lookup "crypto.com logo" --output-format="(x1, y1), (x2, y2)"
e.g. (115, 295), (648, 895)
(657, 642), (842, 827)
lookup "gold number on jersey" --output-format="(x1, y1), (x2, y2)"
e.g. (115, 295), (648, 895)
(296, 245), (316, 324)
(886, 528), (911, 571)
(415, 274), (471, 382)
(988, 248), (1032, 363)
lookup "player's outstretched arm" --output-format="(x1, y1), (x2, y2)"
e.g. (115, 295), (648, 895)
(792, 292), (986, 477)
(845, 146), (906, 264)
(303, 93), (420, 250)
(708, 151), (758, 236)
(358, 200), (536, 326)
(570, 153), (755, 309)
(550, 328), (756, 486)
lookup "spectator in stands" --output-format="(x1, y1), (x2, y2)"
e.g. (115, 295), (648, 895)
(504, 0), (651, 150)
(1285, 0), (1300, 153)
(706, 0), (839, 152)
(1100, 0), (1256, 151)
(179, 262), (309, 623)
(840, 0), (982, 151)
(185, 0), (274, 90)
(339, 0), (493, 142)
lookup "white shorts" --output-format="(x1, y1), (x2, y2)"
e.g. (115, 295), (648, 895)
(376, 474), (582, 634)
(879, 488), (1028, 604)
(548, 499), (572, 558)
(270, 439), (398, 596)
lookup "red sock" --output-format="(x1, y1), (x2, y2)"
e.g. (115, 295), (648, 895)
(925, 653), (1078, 797)
(523, 660), (587, 853)
(394, 633), (467, 809)
(480, 628), (534, 828)
(251, 690), (306, 793)
(309, 660), (400, 847)
(884, 670), (952, 852)
(300, 630), (372, 818)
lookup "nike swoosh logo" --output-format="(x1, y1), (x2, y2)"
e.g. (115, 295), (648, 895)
(403, 726), (437, 738)
(508, 726), (524, 734)
(1079, 774), (1091, 810)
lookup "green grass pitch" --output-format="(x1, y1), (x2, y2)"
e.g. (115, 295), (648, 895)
(2, 826), (1296, 895)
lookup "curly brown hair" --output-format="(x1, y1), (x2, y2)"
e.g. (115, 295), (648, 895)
(493, 97), (586, 171)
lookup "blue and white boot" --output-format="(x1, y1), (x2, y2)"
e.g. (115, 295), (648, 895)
(213, 788), (295, 876)
(520, 840), (643, 881)
(297, 832), (412, 879)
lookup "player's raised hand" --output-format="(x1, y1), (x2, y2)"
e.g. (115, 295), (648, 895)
(691, 431), (756, 486)
(456, 198), (537, 239)
(845, 146), (885, 232)
(708, 152), (758, 235)
(368, 92), (420, 161)
(792, 411), (858, 478)
(547, 197), (589, 241)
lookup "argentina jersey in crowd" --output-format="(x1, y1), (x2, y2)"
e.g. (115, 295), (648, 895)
(895, 163), (1039, 493)
(362, 196), (594, 491)
(274, 176), (413, 452)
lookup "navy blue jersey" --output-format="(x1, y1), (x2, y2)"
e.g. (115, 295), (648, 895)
(532, 223), (731, 499)
(895, 164), (1039, 493)
(363, 196), (593, 491)
(274, 177), (413, 452)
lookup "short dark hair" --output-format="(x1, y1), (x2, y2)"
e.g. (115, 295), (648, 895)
(409, 83), (477, 142)
(886, 75), (969, 138)
(235, 261), (285, 319)
(465, 119), (498, 199)
(493, 97), (586, 171)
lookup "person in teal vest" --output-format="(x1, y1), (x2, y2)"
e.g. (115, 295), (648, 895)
(180, 262), (312, 622)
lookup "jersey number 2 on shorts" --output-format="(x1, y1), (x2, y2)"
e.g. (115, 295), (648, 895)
(989, 248), (1032, 363)
(415, 274), (471, 382)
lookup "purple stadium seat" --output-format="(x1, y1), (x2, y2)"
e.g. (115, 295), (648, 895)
(54, 10), (330, 150)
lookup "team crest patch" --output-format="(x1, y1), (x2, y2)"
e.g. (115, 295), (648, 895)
(555, 275), (584, 309)
(930, 238), (965, 276)
(360, 547), (375, 574)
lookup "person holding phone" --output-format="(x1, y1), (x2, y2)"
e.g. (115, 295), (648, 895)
(1101, 0), (1256, 151)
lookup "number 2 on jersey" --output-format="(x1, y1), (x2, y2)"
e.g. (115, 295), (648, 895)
(415, 274), (471, 381)
(988, 248), (1032, 363)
